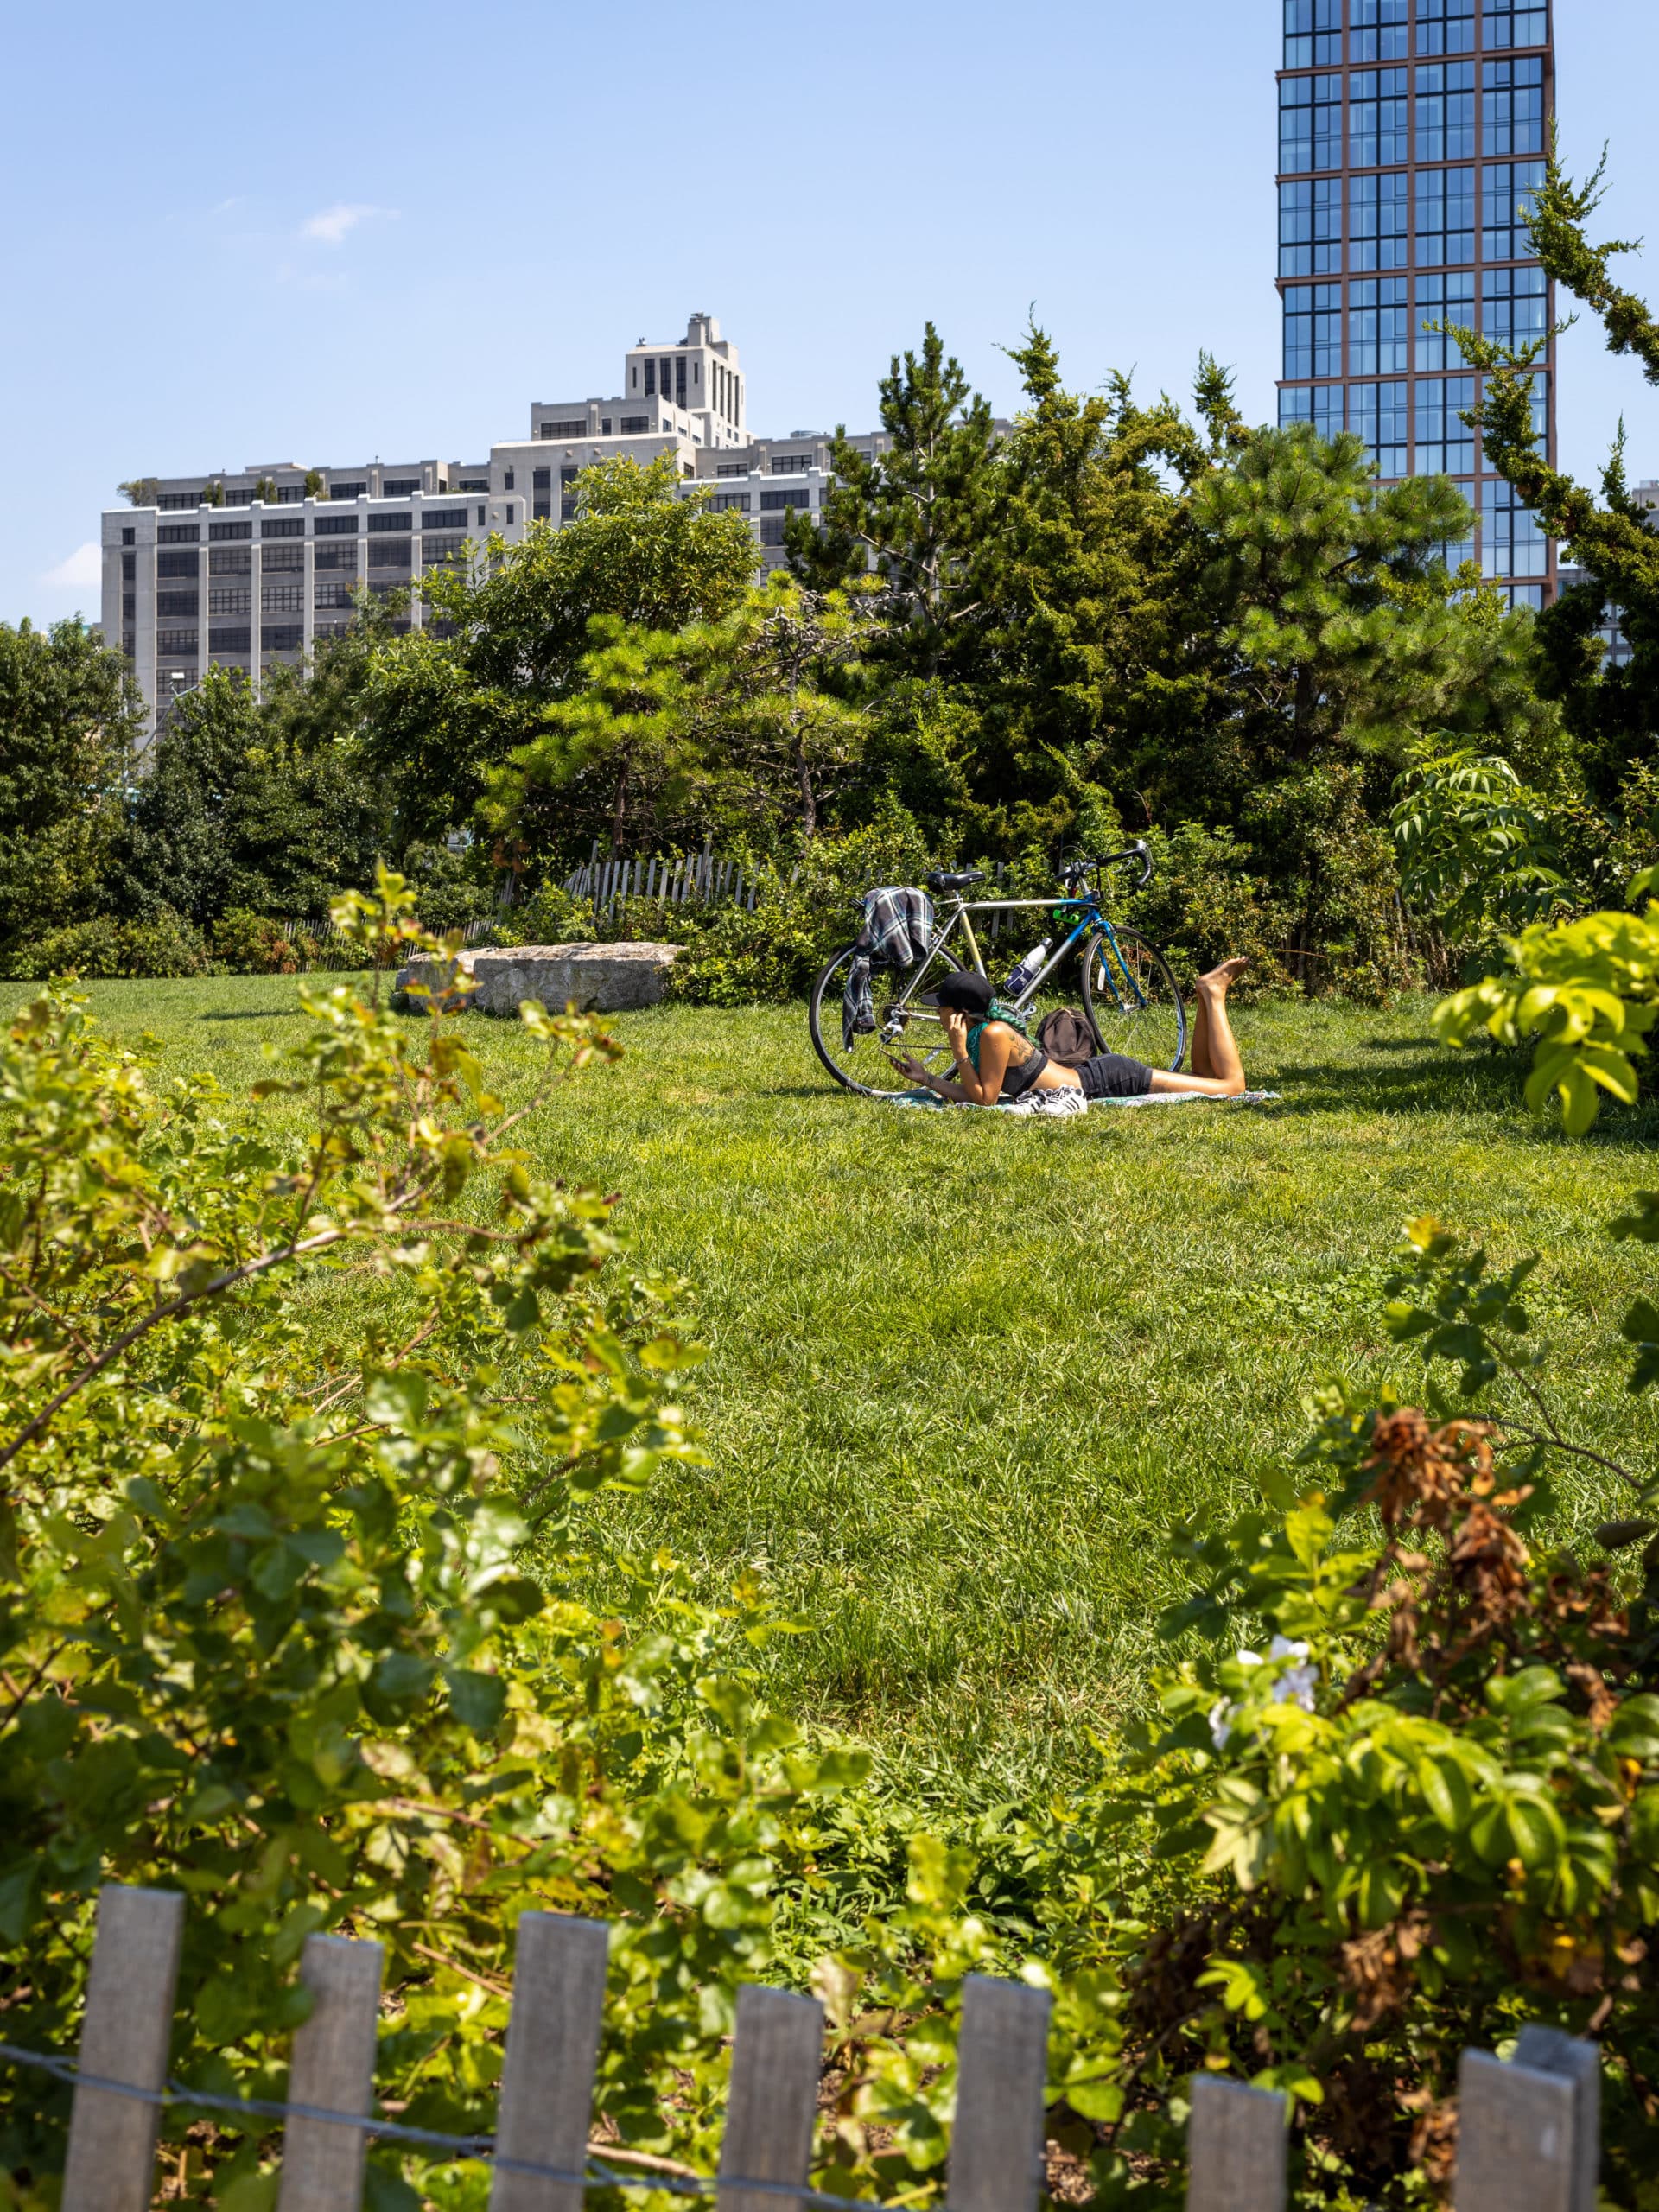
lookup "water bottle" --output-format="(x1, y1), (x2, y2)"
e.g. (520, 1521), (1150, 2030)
(1002, 940), (1051, 997)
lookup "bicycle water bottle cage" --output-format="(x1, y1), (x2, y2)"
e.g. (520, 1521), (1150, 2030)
(925, 868), (986, 893)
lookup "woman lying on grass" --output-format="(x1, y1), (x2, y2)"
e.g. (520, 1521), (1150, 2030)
(889, 961), (1251, 1105)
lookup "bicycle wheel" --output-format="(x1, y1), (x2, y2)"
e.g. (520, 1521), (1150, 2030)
(1080, 930), (1187, 1072)
(809, 943), (957, 1097)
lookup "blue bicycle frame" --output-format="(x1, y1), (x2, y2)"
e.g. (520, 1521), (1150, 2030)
(1033, 900), (1151, 1014)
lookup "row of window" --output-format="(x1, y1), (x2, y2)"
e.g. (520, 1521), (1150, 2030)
(137, 497), (478, 536)
(1280, 56), (1543, 171)
(1284, 266), (1546, 375)
(1280, 372), (1548, 494)
(1281, 160), (1542, 271)
(175, 625), (311, 653)
(153, 479), (423, 512)
(1285, 0), (1547, 67)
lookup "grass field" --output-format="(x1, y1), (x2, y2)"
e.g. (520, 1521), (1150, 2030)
(73, 971), (1659, 1795)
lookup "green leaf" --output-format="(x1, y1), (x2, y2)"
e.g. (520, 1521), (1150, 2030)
(363, 2158), (422, 2212)
(1608, 1695), (1659, 1760)
(1505, 1789), (1567, 1871)
(1064, 2077), (1125, 2124)
(1486, 1666), (1564, 1714)
(442, 1666), (507, 1733)
(370, 1651), (436, 1707)
(0, 1859), (40, 1942)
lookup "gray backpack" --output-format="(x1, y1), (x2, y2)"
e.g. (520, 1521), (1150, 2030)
(1036, 1006), (1098, 1068)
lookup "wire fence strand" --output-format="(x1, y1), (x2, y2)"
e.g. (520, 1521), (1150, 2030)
(0, 2042), (893, 2212)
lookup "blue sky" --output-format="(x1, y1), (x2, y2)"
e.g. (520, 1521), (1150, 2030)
(3, 0), (1655, 628)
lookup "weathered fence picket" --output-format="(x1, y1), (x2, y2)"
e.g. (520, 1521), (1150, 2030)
(1515, 2024), (1600, 2212)
(491, 1911), (609, 2212)
(1185, 2075), (1285, 2212)
(717, 1986), (823, 2212)
(946, 1977), (1051, 2212)
(41, 1885), (1608, 2212)
(60, 1885), (183, 2212)
(1454, 2049), (1580, 2212)
(278, 1935), (383, 2212)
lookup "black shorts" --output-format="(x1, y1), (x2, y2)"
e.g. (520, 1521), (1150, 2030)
(1078, 1052), (1154, 1100)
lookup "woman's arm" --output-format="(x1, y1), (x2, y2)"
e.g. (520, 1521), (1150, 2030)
(891, 1059), (977, 1103)
(891, 1015), (1012, 1106)
(942, 1011), (1008, 1105)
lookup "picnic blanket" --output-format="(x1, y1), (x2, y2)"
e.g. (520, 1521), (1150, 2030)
(887, 1088), (1281, 1114)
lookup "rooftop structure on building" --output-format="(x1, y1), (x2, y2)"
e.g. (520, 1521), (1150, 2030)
(103, 315), (890, 741)
(1276, 0), (1557, 608)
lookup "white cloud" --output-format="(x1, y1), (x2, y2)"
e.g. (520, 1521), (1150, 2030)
(300, 201), (397, 246)
(43, 543), (102, 589)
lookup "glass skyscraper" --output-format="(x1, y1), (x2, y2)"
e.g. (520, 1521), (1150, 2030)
(1275, 0), (1556, 607)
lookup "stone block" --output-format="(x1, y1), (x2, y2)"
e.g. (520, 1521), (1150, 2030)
(391, 948), (478, 1013)
(470, 941), (680, 1015)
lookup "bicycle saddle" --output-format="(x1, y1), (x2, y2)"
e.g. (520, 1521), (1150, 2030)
(925, 868), (986, 893)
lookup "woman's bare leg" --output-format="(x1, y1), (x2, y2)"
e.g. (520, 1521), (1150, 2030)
(1147, 959), (1249, 1096)
(1189, 979), (1214, 1077)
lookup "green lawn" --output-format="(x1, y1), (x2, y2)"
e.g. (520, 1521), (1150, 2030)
(73, 972), (1659, 1793)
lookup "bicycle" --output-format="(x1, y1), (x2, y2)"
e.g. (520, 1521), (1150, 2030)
(808, 842), (1187, 1098)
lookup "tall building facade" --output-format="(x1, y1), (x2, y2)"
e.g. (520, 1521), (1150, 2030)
(101, 315), (890, 741)
(1275, 0), (1556, 607)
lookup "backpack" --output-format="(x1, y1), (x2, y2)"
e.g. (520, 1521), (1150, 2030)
(1037, 1006), (1098, 1068)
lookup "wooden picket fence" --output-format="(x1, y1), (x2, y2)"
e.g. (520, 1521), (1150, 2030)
(563, 841), (798, 925)
(561, 853), (1049, 935)
(20, 1884), (1606, 2212)
(272, 916), (497, 953)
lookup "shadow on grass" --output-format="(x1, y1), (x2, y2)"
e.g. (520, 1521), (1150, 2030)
(199, 1008), (302, 1023)
(1267, 1043), (1527, 1117)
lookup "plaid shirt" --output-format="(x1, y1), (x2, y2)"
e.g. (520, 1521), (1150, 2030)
(842, 887), (935, 1048)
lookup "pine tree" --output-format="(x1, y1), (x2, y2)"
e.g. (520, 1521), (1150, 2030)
(1452, 146), (1659, 797)
(786, 324), (1002, 680)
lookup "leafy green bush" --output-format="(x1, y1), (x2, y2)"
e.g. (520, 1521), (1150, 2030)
(1026, 1209), (1659, 2207)
(663, 894), (830, 1007)
(212, 908), (299, 975)
(1243, 762), (1416, 1003)
(1434, 879), (1659, 1131)
(0, 905), (208, 982)
(493, 878), (594, 947)
(1390, 745), (1572, 956)
(1124, 823), (1292, 997)
(401, 839), (496, 936)
(0, 874), (870, 2207)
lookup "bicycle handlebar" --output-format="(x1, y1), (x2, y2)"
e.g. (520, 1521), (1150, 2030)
(1064, 842), (1153, 893)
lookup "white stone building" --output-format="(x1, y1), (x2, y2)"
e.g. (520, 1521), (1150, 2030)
(102, 314), (891, 741)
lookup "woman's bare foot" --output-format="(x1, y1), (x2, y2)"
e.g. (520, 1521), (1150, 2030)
(1198, 957), (1249, 994)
